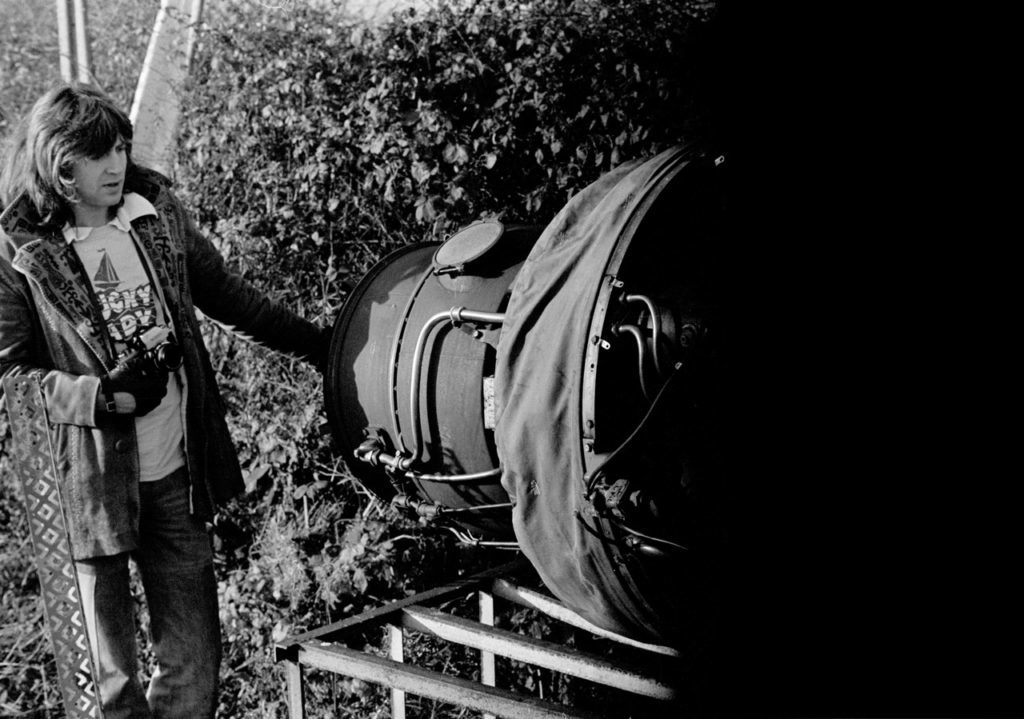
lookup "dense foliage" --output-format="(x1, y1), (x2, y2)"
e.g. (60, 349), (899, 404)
(1, 0), (719, 715)
(179, 0), (716, 288)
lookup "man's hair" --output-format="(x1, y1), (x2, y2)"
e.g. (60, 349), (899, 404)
(2, 83), (134, 226)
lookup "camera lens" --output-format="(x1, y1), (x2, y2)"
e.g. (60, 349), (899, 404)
(155, 342), (183, 371)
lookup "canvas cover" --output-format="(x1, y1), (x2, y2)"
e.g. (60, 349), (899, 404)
(495, 146), (691, 640)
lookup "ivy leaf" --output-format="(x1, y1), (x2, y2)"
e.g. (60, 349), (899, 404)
(352, 567), (369, 594)
(415, 196), (436, 223)
(243, 463), (270, 493)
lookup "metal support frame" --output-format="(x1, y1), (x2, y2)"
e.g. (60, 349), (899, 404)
(275, 559), (681, 718)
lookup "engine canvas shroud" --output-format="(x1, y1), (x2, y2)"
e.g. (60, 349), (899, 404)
(325, 145), (724, 645)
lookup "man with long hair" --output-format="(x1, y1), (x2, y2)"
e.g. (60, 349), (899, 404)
(0, 83), (329, 718)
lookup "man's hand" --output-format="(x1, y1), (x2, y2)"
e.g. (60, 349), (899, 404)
(100, 353), (169, 416)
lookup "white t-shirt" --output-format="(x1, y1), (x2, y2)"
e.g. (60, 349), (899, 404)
(65, 194), (186, 482)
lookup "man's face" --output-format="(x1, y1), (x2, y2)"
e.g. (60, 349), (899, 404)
(70, 138), (127, 225)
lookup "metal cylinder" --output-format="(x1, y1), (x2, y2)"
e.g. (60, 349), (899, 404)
(324, 223), (540, 538)
(324, 146), (725, 645)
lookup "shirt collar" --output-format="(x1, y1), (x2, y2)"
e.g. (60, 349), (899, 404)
(62, 192), (157, 244)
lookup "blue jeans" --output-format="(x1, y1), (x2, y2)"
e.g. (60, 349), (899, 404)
(74, 467), (221, 719)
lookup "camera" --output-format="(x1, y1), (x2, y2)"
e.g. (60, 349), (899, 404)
(119, 326), (183, 373)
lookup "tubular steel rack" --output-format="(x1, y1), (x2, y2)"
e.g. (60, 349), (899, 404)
(274, 559), (682, 718)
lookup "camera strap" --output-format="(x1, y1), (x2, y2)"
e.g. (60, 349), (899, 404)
(2, 376), (104, 718)
(64, 242), (119, 366)
(128, 227), (175, 338)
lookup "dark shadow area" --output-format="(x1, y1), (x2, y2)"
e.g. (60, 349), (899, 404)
(704, 5), (1021, 717)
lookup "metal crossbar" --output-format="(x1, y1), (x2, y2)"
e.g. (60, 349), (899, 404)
(275, 559), (681, 718)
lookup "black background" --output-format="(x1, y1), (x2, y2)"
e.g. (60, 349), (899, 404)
(700, 3), (1019, 716)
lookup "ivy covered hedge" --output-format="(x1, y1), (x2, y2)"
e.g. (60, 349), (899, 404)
(1, 0), (720, 715)
(176, 0), (718, 297)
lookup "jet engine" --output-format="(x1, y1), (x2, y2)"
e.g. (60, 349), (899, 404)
(324, 145), (725, 646)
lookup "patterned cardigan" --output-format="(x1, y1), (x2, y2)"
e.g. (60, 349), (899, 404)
(0, 166), (325, 559)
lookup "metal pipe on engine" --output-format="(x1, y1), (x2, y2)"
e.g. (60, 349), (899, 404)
(405, 307), (505, 468)
(355, 438), (504, 484)
(623, 293), (665, 375)
(390, 494), (512, 521)
(612, 323), (651, 399)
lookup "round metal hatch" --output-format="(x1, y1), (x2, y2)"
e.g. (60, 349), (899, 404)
(432, 220), (505, 275)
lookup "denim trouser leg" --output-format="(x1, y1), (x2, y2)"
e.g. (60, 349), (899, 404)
(76, 555), (152, 719)
(74, 467), (220, 719)
(136, 469), (221, 719)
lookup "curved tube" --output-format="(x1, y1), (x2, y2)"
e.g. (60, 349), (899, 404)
(618, 523), (689, 554)
(355, 438), (502, 483)
(624, 293), (664, 375)
(390, 494), (512, 520)
(445, 526), (520, 548)
(439, 502), (513, 514)
(612, 322), (650, 400)
(403, 310), (455, 468)
(584, 360), (684, 496)
(406, 307), (505, 468)
(411, 467), (503, 483)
